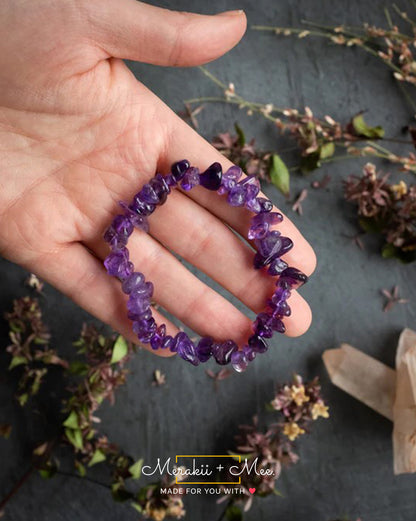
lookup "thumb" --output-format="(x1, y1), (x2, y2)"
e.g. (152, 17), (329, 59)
(86, 0), (247, 66)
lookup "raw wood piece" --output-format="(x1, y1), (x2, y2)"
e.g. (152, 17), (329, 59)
(393, 329), (416, 474)
(323, 343), (396, 421)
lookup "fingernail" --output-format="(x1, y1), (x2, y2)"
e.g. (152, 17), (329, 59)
(217, 9), (245, 16)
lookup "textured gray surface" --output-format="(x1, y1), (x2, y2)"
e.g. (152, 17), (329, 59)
(1, 0), (416, 520)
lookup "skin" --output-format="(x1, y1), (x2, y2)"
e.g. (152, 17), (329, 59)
(0, 0), (316, 356)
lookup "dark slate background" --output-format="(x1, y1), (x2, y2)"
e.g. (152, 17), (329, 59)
(1, 0), (416, 520)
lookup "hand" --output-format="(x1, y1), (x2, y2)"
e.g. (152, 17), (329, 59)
(0, 0), (316, 355)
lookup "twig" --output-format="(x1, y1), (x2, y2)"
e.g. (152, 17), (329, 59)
(0, 466), (34, 511)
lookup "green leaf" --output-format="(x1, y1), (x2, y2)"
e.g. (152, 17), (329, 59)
(63, 411), (79, 429)
(75, 460), (86, 477)
(129, 458), (144, 480)
(88, 449), (106, 467)
(351, 113), (385, 139)
(38, 459), (57, 480)
(65, 428), (83, 450)
(381, 243), (416, 263)
(39, 468), (54, 479)
(110, 336), (128, 364)
(234, 123), (246, 147)
(319, 142), (335, 159)
(9, 321), (22, 333)
(9, 356), (28, 370)
(269, 154), (290, 195)
(33, 337), (49, 345)
(17, 393), (28, 407)
(68, 360), (89, 376)
(300, 151), (321, 174)
(130, 502), (143, 514)
(225, 503), (243, 521)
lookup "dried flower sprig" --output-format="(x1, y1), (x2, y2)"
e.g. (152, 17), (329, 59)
(211, 125), (272, 180)
(4, 297), (67, 406)
(381, 285), (409, 312)
(344, 163), (416, 262)
(133, 470), (187, 520)
(219, 374), (329, 518)
(252, 6), (416, 111)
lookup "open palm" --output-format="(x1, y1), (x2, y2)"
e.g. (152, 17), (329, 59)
(0, 0), (316, 354)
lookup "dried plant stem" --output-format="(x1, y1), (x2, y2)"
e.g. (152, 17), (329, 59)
(0, 466), (34, 511)
(252, 24), (405, 76)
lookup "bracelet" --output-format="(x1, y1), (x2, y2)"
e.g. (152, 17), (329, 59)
(103, 160), (307, 372)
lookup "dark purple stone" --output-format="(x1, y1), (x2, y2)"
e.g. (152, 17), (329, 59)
(140, 184), (159, 205)
(231, 350), (248, 372)
(270, 316), (285, 333)
(279, 267), (308, 288)
(239, 175), (260, 190)
(271, 300), (291, 317)
(103, 227), (127, 249)
(276, 278), (292, 290)
(175, 332), (199, 366)
(127, 295), (150, 316)
(161, 335), (175, 350)
(218, 165), (242, 194)
(246, 197), (262, 213)
(150, 324), (166, 350)
(129, 195), (155, 216)
(171, 160), (190, 182)
(113, 215), (133, 237)
(255, 231), (282, 260)
(272, 287), (291, 303)
(149, 174), (170, 205)
(253, 252), (267, 270)
(181, 167), (200, 191)
(253, 312), (274, 338)
(133, 317), (157, 342)
(199, 162), (223, 191)
(128, 308), (152, 322)
(104, 248), (129, 277)
(248, 212), (283, 240)
(196, 336), (214, 363)
(227, 185), (246, 206)
(213, 340), (238, 365)
(268, 258), (288, 276)
(118, 202), (150, 232)
(257, 198), (273, 213)
(244, 185), (259, 203)
(165, 173), (177, 187)
(122, 272), (145, 294)
(242, 345), (256, 362)
(278, 237), (294, 257)
(248, 334), (269, 353)
(131, 281), (154, 300)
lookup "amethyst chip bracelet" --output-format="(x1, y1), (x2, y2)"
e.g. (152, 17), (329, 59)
(103, 160), (308, 373)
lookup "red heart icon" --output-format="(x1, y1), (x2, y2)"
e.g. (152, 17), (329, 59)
(249, 488), (256, 494)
